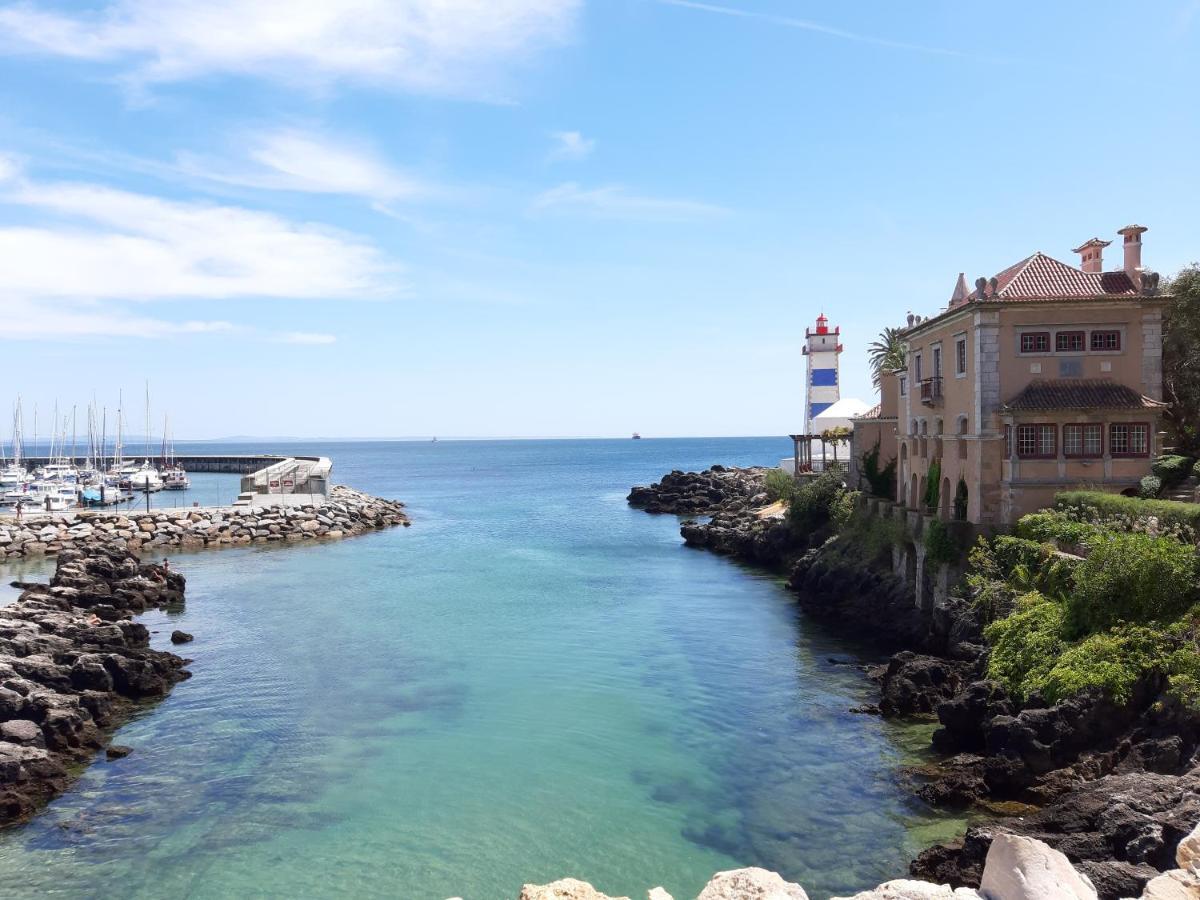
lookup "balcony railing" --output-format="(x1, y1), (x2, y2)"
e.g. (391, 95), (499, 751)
(919, 376), (943, 406)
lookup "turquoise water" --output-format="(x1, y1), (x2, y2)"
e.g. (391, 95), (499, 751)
(0, 439), (957, 899)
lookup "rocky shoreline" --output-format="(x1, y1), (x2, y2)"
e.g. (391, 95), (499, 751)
(0, 485), (409, 558)
(627, 467), (1200, 899)
(0, 544), (189, 825)
(0, 483), (411, 828)
(513, 820), (1200, 898)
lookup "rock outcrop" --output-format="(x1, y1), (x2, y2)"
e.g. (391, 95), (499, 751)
(0, 543), (190, 825)
(912, 768), (1200, 899)
(0, 485), (409, 558)
(696, 867), (808, 899)
(628, 467), (769, 517)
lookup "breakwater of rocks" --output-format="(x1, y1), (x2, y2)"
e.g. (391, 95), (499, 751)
(513, 820), (1200, 898)
(0, 544), (189, 825)
(0, 485), (409, 558)
(628, 466), (1200, 899)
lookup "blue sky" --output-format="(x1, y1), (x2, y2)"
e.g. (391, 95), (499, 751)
(0, 0), (1198, 439)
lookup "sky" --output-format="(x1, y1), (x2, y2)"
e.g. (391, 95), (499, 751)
(0, 0), (1198, 440)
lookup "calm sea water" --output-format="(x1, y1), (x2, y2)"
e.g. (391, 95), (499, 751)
(0, 438), (959, 899)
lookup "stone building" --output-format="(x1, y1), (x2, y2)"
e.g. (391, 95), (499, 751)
(876, 225), (1167, 525)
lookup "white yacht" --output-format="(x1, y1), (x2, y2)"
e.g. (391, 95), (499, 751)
(128, 460), (164, 492)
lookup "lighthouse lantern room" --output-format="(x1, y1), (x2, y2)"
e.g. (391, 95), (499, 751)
(802, 313), (843, 434)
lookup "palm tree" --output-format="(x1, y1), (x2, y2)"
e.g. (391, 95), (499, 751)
(868, 327), (907, 387)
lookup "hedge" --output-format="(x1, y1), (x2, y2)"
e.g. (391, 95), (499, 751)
(1152, 454), (1194, 485)
(1055, 490), (1200, 537)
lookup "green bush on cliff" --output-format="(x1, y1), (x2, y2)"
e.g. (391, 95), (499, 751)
(1039, 626), (1167, 704)
(1066, 531), (1199, 636)
(1015, 510), (1099, 547)
(764, 468), (797, 504)
(923, 519), (960, 567)
(786, 470), (846, 535)
(830, 490), (859, 531)
(984, 591), (1066, 698)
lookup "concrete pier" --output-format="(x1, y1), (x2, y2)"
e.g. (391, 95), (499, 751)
(16, 454), (288, 474)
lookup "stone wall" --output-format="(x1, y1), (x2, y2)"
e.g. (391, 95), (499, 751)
(0, 486), (408, 558)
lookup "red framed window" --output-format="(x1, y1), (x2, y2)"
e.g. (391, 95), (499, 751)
(1110, 423), (1149, 457)
(1020, 332), (1050, 353)
(1090, 330), (1121, 351)
(956, 338), (967, 375)
(1063, 423), (1102, 458)
(1056, 331), (1085, 352)
(1016, 424), (1056, 458)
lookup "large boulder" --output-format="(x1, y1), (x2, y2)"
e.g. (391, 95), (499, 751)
(517, 879), (629, 900)
(978, 834), (1097, 899)
(833, 881), (980, 899)
(696, 867), (808, 899)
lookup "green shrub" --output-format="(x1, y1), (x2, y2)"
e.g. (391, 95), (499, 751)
(859, 440), (897, 499)
(787, 470), (846, 535)
(1139, 474), (1163, 499)
(1194, 459), (1200, 478)
(923, 519), (962, 567)
(953, 478), (968, 521)
(992, 535), (1055, 574)
(984, 592), (1067, 699)
(830, 489), (860, 531)
(1066, 532), (1200, 636)
(1055, 491), (1200, 544)
(764, 468), (797, 504)
(1040, 626), (1163, 704)
(923, 460), (941, 512)
(1152, 454), (1194, 485)
(1015, 510), (1099, 547)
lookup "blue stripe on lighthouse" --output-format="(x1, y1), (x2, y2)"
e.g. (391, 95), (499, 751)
(809, 402), (833, 418)
(811, 368), (838, 386)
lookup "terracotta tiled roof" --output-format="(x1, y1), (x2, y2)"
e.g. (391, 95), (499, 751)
(1004, 379), (1167, 412)
(853, 403), (882, 420)
(967, 252), (1138, 302)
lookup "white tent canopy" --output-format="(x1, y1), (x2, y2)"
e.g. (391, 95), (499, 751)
(812, 397), (871, 431)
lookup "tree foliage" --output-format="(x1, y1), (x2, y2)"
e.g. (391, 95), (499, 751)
(1163, 265), (1200, 453)
(868, 327), (906, 388)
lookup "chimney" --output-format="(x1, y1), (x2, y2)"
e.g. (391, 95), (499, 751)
(949, 272), (969, 307)
(1072, 237), (1110, 274)
(1117, 224), (1147, 280)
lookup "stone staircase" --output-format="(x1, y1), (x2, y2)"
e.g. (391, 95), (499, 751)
(1165, 475), (1200, 503)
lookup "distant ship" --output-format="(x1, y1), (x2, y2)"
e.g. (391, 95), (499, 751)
(632, 433), (642, 440)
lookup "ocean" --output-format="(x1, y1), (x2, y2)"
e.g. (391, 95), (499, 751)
(0, 438), (960, 899)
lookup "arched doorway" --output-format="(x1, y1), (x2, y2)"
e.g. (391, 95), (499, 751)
(909, 472), (919, 509)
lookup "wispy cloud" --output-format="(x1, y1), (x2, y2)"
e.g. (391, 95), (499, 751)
(178, 127), (425, 209)
(548, 130), (594, 161)
(0, 0), (580, 96)
(0, 155), (398, 340)
(657, 0), (975, 60)
(274, 331), (338, 345)
(531, 182), (726, 221)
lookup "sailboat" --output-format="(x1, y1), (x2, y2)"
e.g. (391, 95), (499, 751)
(129, 383), (164, 493)
(159, 416), (189, 490)
(0, 399), (30, 490)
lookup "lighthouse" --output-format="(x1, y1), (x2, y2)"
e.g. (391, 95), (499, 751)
(802, 313), (842, 433)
